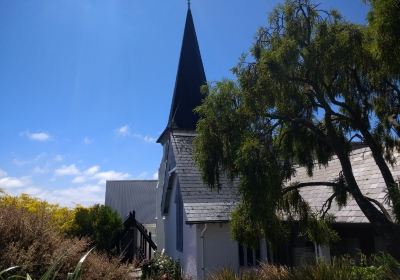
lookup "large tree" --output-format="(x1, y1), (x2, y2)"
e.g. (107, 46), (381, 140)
(194, 0), (400, 254)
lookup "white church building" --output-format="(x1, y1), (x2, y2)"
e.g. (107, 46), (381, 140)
(105, 5), (397, 280)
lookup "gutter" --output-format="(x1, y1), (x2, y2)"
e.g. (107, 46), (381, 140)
(200, 224), (208, 280)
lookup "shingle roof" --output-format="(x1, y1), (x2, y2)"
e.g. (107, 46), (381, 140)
(170, 132), (398, 224)
(105, 180), (157, 224)
(170, 132), (239, 223)
(292, 148), (399, 223)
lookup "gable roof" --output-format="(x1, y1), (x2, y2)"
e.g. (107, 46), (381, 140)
(292, 147), (398, 223)
(105, 180), (157, 224)
(166, 8), (207, 131)
(168, 132), (398, 224)
(169, 132), (239, 223)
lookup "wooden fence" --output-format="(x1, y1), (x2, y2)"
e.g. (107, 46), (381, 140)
(119, 211), (157, 262)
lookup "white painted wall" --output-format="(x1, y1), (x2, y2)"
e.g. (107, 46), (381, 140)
(164, 175), (178, 258)
(181, 215), (197, 279)
(155, 163), (166, 251)
(162, 175), (198, 280)
(196, 223), (240, 280)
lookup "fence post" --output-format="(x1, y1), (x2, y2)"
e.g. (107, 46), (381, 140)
(149, 232), (152, 259)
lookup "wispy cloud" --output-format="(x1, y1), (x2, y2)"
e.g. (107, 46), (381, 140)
(93, 170), (130, 184)
(10, 184), (106, 207)
(132, 133), (156, 143)
(13, 153), (47, 166)
(53, 155), (64, 162)
(69, 165), (130, 185)
(116, 125), (156, 143)
(0, 176), (31, 189)
(32, 166), (49, 174)
(54, 164), (80, 176)
(1, 164), (156, 207)
(116, 125), (130, 137)
(84, 165), (100, 176)
(83, 137), (93, 145)
(21, 131), (51, 142)
(0, 169), (7, 178)
(153, 171), (158, 180)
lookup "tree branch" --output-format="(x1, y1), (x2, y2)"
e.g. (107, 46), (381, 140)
(282, 181), (342, 195)
(320, 193), (336, 218)
(348, 133), (364, 144)
(365, 196), (393, 222)
(267, 112), (330, 143)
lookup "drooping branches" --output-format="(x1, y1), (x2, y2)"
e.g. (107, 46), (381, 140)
(195, 0), (400, 248)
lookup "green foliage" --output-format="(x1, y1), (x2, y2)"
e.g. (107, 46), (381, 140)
(0, 194), (76, 233)
(367, 0), (400, 74)
(0, 197), (131, 280)
(68, 205), (123, 252)
(208, 268), (237, 280)
(141, 253), (182, 280)
(208, 253), (400, 280)
(0, 249), (94, 280)
(194, 0), (400, 248)
(67, 247), (95, 280)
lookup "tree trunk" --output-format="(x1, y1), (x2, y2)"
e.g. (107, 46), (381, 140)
(324, 115), (400, 259)
(358, 125), (400, 221)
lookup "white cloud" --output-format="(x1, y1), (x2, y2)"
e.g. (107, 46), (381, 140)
(0, 176), (30, 188)
(72, 176), (86, 184)
(133, 171), (148, 180)
(13, 153), (47, 166)
(21, 131), (51, 142)
(117, 125), (130, 137)
(83, 137), (93, 145)
(1, 163), (136, 207)
(32, 166), (49, 174)
(116, 125), (155, 143)
(133, 133), (156, 143)
(53, 155), (64, 162)
(84, 165), (100, 176)
(55, 164), (80, 176)
(152, 171), (158, 180)
(71, 165), (129, 185)
(93, 170), (130, 184)
(23, 185), (105, 207)
(0, 169), (7, 178)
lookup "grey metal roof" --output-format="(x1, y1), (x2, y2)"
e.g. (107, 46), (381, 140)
(292, 147), (398, 223)
(105, 180), (157, 224)
(170, 132), (240, 223)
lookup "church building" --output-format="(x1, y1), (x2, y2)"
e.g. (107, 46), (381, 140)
(154, 5), (266, 279)
(105, 4), (398, 279)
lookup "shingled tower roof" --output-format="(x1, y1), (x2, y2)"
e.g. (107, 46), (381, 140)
(166, 6), (207, 131)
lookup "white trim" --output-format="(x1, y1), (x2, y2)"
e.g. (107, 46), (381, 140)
(168, 167), (177, 174)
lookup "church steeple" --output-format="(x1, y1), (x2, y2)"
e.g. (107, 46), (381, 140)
(166, 5), (207, 131)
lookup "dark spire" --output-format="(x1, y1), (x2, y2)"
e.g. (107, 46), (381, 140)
(166, 6), (207, 131)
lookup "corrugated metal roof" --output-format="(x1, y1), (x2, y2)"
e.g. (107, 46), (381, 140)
(105, 180), (157, 224)
(170, 132), (240, 223)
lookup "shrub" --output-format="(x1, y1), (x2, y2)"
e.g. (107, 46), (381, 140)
(0, 193), (76, 233)
(68, 204), (123, 252)
(257, 264), (289, 280)
(141, 253), (182, 280)
(208, 254), (400, 280)
(0, 201), (131, 280)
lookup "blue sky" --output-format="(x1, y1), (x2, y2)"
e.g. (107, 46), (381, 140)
(0, 0), (370, 207)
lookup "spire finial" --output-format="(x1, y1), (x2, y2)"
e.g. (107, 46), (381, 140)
(187, 0), (191, 9)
